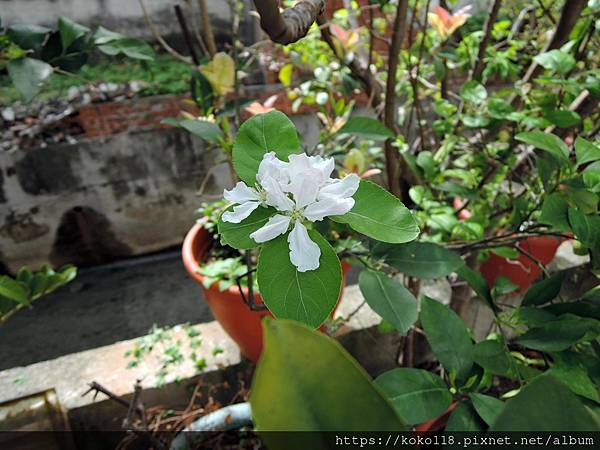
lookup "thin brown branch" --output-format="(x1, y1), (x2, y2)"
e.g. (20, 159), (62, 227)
(198, 0), (218, 57)
(253, 0), (326, 44)
(471, 0), (502, 81)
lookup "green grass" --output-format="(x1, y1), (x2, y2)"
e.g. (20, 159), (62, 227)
(0, 53), (192, 105)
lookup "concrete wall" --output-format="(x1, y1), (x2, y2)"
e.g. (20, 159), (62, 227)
(0, 118), (230, 273)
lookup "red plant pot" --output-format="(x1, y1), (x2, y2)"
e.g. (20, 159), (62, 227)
(182, 223), (349, 362)
(414, 402), (457, 433)
(479, 236), (565, 294)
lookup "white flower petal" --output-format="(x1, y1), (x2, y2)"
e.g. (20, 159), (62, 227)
(288, 221), (321, 272)
(250, 214), (291, 243)
(224, 182), (260, 203)
(257, 152), (290, 185)
(304, 195), (355, 221)
(222, 201), (261, 223)
(286, 169), (321, 208)
(319, 173), (360, 199)
(288, 153), (334, 186)
(261, 175), (295, 211)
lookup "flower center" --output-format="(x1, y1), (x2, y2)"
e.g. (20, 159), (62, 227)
(290, 207), (305, 221)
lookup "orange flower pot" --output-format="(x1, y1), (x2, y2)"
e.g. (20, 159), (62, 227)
(479, 236), (565, 294)
(182, 223), (349, 362)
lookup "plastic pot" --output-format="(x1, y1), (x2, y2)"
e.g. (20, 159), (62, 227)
(182, 223), (349, 362)
(479, 236), (564, 294)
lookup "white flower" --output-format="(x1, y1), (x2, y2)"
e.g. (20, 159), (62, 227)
(222, 152), (360, 272)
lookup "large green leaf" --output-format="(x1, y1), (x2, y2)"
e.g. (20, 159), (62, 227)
(543, 110), (581, 128)
(469, 393), (504, 426)
(539, 193), (571, 232)
(456, 265), (494, 310)
(491, 374), (599, 430)
(445, 402), (485, 431)
(460, 81), (487, 104)
(232, 111), (301, 184)
(374, 242), (464, 279)
(7, 24), (50, 51)
(516, 316), (599, 352)
(420, 297), (474, 382)
(337, 116), (394, 140)
(522, 272), (565, 306)
(473, 339), (513, 377)
(575, 137), (600, 167)
(98, 37), (154, 61)
(548, 353), (600, 404)
(515, 131), (569, 162)
(569, 208), (600, 252)
(257, 231), (341, 327)
(251, 319), (405, 447)
(332, 180), (419, 244)
(358, 270), (417, 335)
(534, 49), (575, 75)
(0, 277), (30, 305)
(218, 206), (276, 250)
(57, 16), (90, 50)
(7, 58), (53, 102)
(375, 368), (452, 425)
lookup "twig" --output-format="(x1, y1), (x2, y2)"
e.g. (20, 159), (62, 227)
(252, 0), (326, 44)
(198, 0), (217, 57)
(174, 4), (201, 65)
(471, 0), (503, 81)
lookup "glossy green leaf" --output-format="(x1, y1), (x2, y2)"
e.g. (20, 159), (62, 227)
(0, 277), (29, 305)
(57, 16), (90, 50)
(232, 111), (301, 185)
(162, 118), (223, 143)
(358, 270), (417, 335)
(7, 24), (50, 51)
(332, 180), (419, 244)
(278, 63), (293, 86)
(218, 206), (277, 250)
(534, 49), (575, 75)
(470, 393), (505, 426)
(337, 116), (394, 140)
(457, 265), (494, 309)
(491, 374), (599, 431)
(473, 339), (513, 377)
(539, 193), (571, 232)
(374, 242), (464, 279)
(420, 297), (474, 382)
(251, 319), (405, 442)
(460, 81), (487, 104)
(568, 208), (600, 252)
(257, 231), (341, 327)
(575, 137), (600, 167)
(548, 353), (600, 404)
(375, 368), (452, 425)
(543, 110), (581, 128)
(522, 272), (565, 306)
(516, 316), (598, 352)
(515, 131), (569, 162)
(7, 58), (53, 102)
(445, 402), (485, 431)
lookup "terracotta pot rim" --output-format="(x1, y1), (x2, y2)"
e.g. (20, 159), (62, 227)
(182, 222), (257, 298)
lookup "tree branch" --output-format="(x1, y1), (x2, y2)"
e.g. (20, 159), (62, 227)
(253, 0), (326, 44)
(471, 0), (502, 81)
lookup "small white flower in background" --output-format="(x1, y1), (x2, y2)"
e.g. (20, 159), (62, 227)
(222, 152), (360, 272)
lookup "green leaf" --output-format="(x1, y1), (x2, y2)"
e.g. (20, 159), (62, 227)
(473, 339), (513, 377)
(516, 316), (598, 352)
(332, 180), (419, 244)
(337, 117), (394, 140)
(251, 319), (405, 440)
(445, 402), (485, 431)
(7, 24), (50, 51)
(7, 58), (53, 102)
(575, 137), (600, 167)
(232, 111), (301, 185)
(515, 131), (569, 162)
(568, 208), (600, 252)
(460, 81), (487, 104)
(218, 206), (277, 250)
(534, 49), (575, 76)
(98, 38), (154, 61)
(470, 393), (505, 426)
(358, 270), (418, 335)
(375, 368), (452, 425)
(457, 265), (494, 309)
(278, 63), (293, 86)
(57, 16), (90, 50)
(420, 297), (474, 383)
(491, 374), (599, 430)
(257, 231), (341, 328)
(374, 242), (464, 279)
(0, 277), (30, 305)
(522, 272), (565, 306)
(543, 110), (581, 128)
(162, 118), (223, 143)
(548, 353), (600, 404)
(539, 193), (571, 232)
